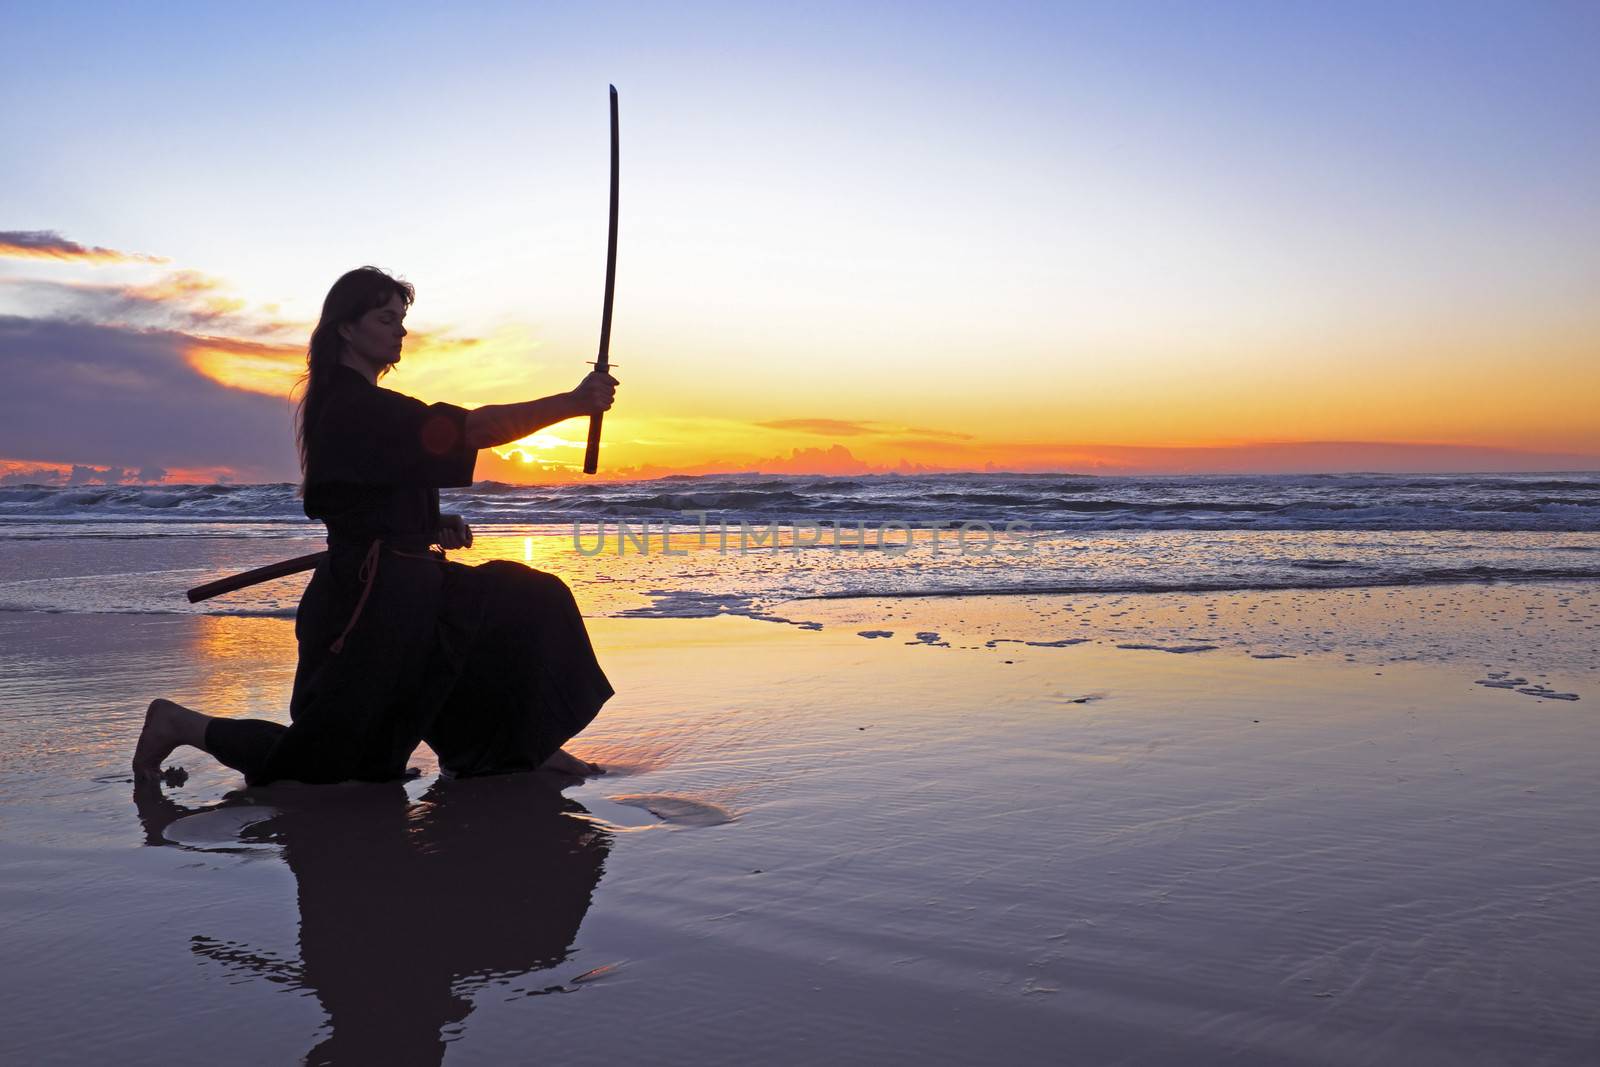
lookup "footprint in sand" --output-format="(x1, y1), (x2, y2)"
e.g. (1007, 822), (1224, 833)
(1515, 685), (1580, 701)
(517, 961), (627, 997)
(1475, 674), (1580, 700)
(1116, 642), (1218, 654)
(1475, 674), (1529, 689)
(608, 794), (737, 828)
(162, 805), (281, 850)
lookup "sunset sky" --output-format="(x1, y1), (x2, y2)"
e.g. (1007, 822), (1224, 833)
(2, 1), (1596, 483)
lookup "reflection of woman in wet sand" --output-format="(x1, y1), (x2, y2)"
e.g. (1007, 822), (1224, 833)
(134, 774), (610, 1065)
(134, 267), (618, 785)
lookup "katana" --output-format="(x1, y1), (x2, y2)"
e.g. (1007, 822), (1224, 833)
(582, 84), (620, 475)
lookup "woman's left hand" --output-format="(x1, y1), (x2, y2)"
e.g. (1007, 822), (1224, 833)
(437, 513), (473, 550)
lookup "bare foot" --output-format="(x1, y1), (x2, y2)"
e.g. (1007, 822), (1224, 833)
(538, 748), (603, 776)
(132, 699), (204, 785)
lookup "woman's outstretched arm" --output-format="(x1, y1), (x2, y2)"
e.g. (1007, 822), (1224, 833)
(463, 371), (618, 450)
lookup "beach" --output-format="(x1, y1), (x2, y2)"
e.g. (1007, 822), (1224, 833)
(2, 578), (1596, 1064)
(8, 0), (1599, 1058)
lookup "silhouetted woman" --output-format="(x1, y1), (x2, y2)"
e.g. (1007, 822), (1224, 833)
(134, 266), (618, 784)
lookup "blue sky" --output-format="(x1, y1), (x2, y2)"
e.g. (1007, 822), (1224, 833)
(3, 1), (1597, 478)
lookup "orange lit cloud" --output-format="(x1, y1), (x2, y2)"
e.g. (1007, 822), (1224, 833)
(180, 321), (553, 415)
(0, 316), (299, 481)
(757, 418), (974, 441)
(4, 246), (552, 419)
(3, 261), (315, 402)
(127, 270), (247, 322)
(0, 229), (167, 264)
(1, 272), (302, 344)
(0, 457), (235, 485)
(757, 418), (878, 436)
(905, 426), (975, 441)
(184, 335), (306, 397)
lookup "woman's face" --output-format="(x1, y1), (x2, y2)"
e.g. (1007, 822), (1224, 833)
(339, 293), (408, 369)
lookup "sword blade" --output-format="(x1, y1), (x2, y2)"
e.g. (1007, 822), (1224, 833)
(583, 84), (620, 475)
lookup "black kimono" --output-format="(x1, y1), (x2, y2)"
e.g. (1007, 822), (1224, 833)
(206, 365), (613, 784)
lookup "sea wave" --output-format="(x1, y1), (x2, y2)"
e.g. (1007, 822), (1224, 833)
(790, 564), (1600, 604)
(2, 472), (1598, 532)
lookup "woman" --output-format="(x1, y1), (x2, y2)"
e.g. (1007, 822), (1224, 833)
(133, 266), (618, 785)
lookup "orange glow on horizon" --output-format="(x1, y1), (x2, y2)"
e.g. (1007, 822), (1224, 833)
(50, 249), (1596, 482)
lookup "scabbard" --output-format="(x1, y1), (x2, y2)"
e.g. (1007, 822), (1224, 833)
(186, 551), (328, 603)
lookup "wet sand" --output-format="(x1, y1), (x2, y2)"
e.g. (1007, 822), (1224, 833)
(0, 589), (1596, 1065)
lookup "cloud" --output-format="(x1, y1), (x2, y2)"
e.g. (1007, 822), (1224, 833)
(904, 425), (973, 441)
(601, 445), (930, 481)
(125, 270), (248, 322)
(0, 463), (69, 485)
(0, 230), (167, 264)
(757, 418), (878, 436)
(756, 418), (973, 441)
(483, 435), (1600, 484)
(750, 445), (875, 475)
(0, 270), (320, 401)
(0, 458), (202, 485)
(1, 274), (530, 402)
(0, 233), (536, 480)
(185, 334), (306, 397)
(967, 440), (1600, 475)
(478, 443), (885, 483)
(69, 464), (136, 485)
(0, 316), (299, 481)
(0, 273), (299, 342)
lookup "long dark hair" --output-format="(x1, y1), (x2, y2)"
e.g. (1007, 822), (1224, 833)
(295, 266), (415, 481)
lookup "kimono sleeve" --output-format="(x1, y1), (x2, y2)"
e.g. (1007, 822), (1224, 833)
(312, 386), (478, 488)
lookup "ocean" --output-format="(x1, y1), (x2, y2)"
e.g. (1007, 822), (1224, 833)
(1, 472), (1596, 622)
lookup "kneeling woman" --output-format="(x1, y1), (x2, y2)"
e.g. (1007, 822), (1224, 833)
(134, 267), (618, 785)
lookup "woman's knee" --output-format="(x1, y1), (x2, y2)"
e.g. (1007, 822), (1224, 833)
(480, 560), (574, 598)
(479, 559), (550, 582)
